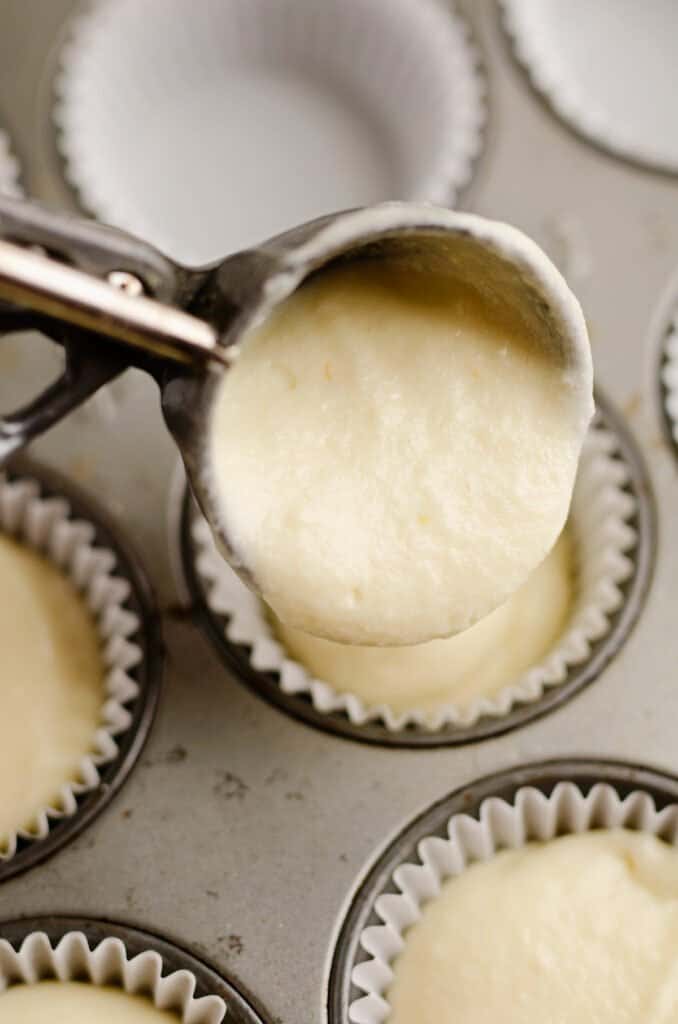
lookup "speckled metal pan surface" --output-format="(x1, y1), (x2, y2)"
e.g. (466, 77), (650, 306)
(1, 4), (678, 1024)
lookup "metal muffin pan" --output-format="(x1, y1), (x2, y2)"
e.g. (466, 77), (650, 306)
(2, 3), (678, 1023)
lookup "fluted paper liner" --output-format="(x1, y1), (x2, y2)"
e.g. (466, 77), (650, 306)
(0, 472), (143, 859)
(0, 930), (225, 1023)
(500, 0), (678, 175)
(190, 418), (637, 732)
(0, 129), (20, 197)
(662, 318), (678, 446)
(55, 0), (485, 264)
(349, 779), (678, 1022)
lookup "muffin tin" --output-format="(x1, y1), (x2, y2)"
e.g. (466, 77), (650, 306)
(2, 2), (678, 1023)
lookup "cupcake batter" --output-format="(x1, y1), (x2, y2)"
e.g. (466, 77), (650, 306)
(209, 258), (591, 645)
(387, 830), (678, 1024)
(0, 535), (104, 849)
(0, 981), (180, 1021)
(271, 529), (573, 713)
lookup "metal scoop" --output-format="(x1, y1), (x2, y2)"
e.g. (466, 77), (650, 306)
(0, 195), (591, 585)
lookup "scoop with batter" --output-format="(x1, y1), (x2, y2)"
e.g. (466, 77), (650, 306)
(206, 207), (593, 646)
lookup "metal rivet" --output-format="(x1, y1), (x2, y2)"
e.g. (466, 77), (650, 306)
(107, 270), (144, 297)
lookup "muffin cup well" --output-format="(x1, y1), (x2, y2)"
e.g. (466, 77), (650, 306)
(55, 0), (485, 264)
(500, 0), (678, 175)
(0, 923), (227, 1023)
(332, 761), (678, 1023)
(184, 398), (651, 744)
(0, 464), (161, 875)
(1, 918), (268, 1023)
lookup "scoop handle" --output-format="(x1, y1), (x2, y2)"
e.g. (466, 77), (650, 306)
(0, 195), (216, 461)
(0, 196), (223, 364)
(0, 306), (126, 460)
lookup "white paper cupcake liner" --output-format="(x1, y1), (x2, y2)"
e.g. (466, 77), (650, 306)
(662, 318), (678, 446)
(500, 0), (678, 174)
(348, 777), (678, 1023)
(0, 929), (225, 1023)
(55, 0), (485, 265)
(189, 416), (637, 733)
(0, 470), (143, 860)
(0, 128), (21, 197)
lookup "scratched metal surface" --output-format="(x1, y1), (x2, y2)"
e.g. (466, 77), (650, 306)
(1, 3), (678, 1023)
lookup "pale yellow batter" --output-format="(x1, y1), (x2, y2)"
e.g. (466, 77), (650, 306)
(210, 259), (590, 646)
(0, 535), (104, 848)
(0, 981), (180, 1021)
(272, 529), (573, 712)
(387, 830), (678, 1024)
